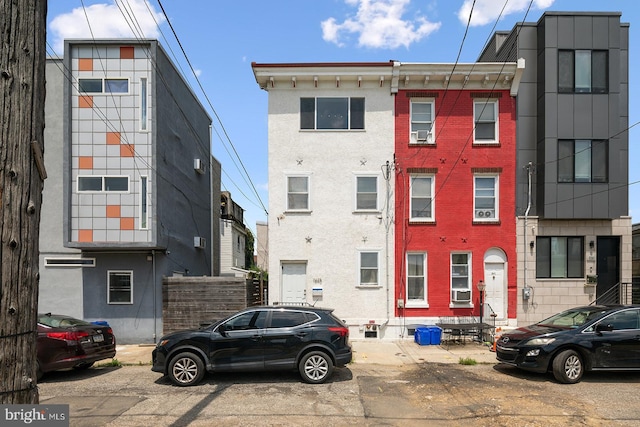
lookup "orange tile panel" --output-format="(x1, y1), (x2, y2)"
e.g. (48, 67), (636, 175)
(120, 144), (135, 157)
(120, 46), (135, 59)
(78, 95), (93, 108)
(78, 156), (93, 169)
(78, 229), (93, 242)
(120, 217), (135, 230)
(106, 205), (121, 218)
(78, 58), (93, 71)
(106, 131), (121, 145)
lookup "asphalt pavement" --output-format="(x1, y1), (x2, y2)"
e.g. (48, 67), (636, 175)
(113, 338), (498, 367)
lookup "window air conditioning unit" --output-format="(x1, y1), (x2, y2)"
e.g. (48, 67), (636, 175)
(452, 290), (471, 302)
(475, 209), (494, 218)
(194, 236), (206, 249)
(411, 130), (433, 143)
(194, 158), (205, 174)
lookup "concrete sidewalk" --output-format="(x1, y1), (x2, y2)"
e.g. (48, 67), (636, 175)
(113, 339), (498, 366)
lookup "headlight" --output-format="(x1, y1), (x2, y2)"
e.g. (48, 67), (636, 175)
(526, 337), (555, 346)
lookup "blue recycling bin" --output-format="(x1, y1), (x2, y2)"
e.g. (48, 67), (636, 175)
(414, 327), (431, 345)
(428, 326), (442, 345)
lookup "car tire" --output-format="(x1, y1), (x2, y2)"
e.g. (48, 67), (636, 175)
(552, 349), (583, 384)
(168, 352), (205, 387)
(299, 351), (333, 384)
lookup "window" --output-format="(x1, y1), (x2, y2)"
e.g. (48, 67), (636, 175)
(78, 78), (129, 94)
(300, 97), (365, 130)
(269, 311), (313, 328)
(44, 258), (95, 267)
(108, 271), (133, 304)
(78, 176), (129, 192)
(359, 251), (379, 286)
(474, 175), (498, 221)
(356, 176), (378, 211)
(599, 309), (640, 330)
(140, 77), (148, 130)
(140, 176), (148, 229)
(451, 253), (471, 303)
(559, 50), (608, 93)
(410, 175), (434, 221)
(407, 253), (427, 305)
(474, 101), (498, 143)
(410, 100), (434, 144)
(558, 140), (608, 183)
(286, 176), (309, 211)
(78, 78), (102, 93)
(536, 236), (584, 278)
(222, 310), (268, 331)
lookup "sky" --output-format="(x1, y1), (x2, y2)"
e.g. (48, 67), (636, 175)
(45, 0), (640, 236)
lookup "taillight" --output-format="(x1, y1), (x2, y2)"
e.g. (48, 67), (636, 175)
(46, 331), (90, 341)
(328, 326), (349, 338)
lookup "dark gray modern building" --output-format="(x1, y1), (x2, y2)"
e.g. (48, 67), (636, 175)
(479, 12), (632, 324)
(40, 40), (220, 343)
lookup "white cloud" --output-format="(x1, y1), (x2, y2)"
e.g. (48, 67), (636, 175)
(49, 0), (164, 54)
(458, 0), (555, 27)
(321, 0), (441, 49)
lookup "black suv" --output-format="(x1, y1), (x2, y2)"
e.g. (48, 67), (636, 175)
(497, 305), (640, 383)
(152, 306), (352, 386)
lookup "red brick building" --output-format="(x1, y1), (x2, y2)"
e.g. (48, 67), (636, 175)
(393, 62), (522, 328)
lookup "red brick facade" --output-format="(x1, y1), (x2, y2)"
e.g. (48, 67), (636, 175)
(394, 89), (517, 320)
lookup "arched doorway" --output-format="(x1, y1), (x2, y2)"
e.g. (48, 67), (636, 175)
(484, 248), (507, 321)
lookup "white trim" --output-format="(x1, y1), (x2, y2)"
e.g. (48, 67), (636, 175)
(354, 173), (380, 212)
(409, 174), (435, 222)
(405, 252), (428, 308)
(473, 174), (499, 222)
(357, 249), (381, 287)
(77, 175), (130, 193)
(409, 98), (435, 145)
(285, 173), (311, 212)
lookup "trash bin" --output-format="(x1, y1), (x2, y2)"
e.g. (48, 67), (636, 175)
(414, 327), (431, 346)
(428, 326), (442, 345)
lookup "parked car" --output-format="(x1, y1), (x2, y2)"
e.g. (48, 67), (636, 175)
(37, 313), (116, 379)
(152, 306), (352, 386)
(496, 305), (640, 383)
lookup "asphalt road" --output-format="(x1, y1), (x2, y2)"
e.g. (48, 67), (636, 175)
(37, 362), (640, 426)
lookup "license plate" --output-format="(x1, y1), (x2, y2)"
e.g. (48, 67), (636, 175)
(93, 334), (104, 343)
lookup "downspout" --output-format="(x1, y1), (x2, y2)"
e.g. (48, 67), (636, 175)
(523, 163), (532, 297)
(152, 249), (157, 343)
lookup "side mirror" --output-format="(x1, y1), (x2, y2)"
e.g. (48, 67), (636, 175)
(217, 323), (227, 336)
(595, 323), (613, 333)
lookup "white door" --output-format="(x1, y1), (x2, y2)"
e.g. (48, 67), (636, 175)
(281, 262), (307, 303)
(484, 262), (505, 320)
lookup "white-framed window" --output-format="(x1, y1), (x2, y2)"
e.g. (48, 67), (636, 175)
(77, 176), (129, 193)
(355, 175), (378, 211)
(406, 252), (427, 306)
(409, 175), (434, 221)
(410, 99), (434, 144)
(286, 175), (310, 211)
(451, 253), (472, 304)
(140, 77), (148, 131)
(473, 100), (498, 143)
(140, 176), (148, 229)
(78, 77), (130, 94)
(300, 97), (365, 130)
(358, 251), (379, 286)
(108, 271), (133, 304)
(44, 258), (95, 267)
(473, 175), (499, 221)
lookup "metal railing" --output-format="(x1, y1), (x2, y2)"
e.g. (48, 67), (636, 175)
(590, 282), (640, 305)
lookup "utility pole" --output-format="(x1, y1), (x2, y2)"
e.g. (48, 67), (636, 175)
(0, 0), (47, 404)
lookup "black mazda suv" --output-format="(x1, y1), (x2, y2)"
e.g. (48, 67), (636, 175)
(152, 306), (352, 386)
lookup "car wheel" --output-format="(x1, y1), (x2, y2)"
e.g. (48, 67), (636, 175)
(299, 351), (333, 384)
(552, 349), (583, 384)
(73, 362), (95, 370)
(168, 352), (205, 387)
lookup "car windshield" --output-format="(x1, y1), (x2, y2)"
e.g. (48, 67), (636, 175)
(537, 307), (609, 329)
